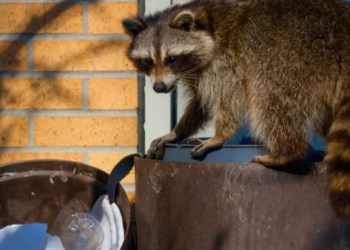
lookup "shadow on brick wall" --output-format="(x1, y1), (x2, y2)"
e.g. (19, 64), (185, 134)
(0, 1), (118, 148)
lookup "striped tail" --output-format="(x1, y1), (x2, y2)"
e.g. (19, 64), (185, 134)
(326, 97), (350, 218)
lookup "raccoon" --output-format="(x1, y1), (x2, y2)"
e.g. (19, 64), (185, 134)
(123, 0), (350, 218)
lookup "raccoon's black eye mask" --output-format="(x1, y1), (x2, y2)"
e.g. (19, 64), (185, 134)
(143, 58), (154, 67)
(166, 56), (178, 65)
(130, 58), (153, 75)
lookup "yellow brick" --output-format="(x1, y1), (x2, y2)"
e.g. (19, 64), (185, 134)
(88, 3), (137, 34)
(34, 40), (134, 71)
(0, 41), (27, 71)
(0, 116), (28, 147)
(127, 192), (136, 204)
(0, 3), (83, 33)
(88, 152), (135, 183)
(34, 117), (138, 147)
(0, 79), (82, 109)
(0, 153), (83, 165)
(89, 79), (138, 110)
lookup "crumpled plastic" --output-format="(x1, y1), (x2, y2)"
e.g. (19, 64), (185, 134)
(90, 195), (125, 250)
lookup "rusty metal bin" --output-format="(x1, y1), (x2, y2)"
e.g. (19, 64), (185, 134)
(133, 145), (350, 250)
(0, 160), (135, 250)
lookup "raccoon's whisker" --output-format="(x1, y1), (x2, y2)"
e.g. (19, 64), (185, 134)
(178, 73), (200, 79)
(178, 74), (200, 79)
(180, 81), (200, 87)
(178, 73), (199, 77)
(177, 68), (200, 76)
(182, 84), (199, 90)
(144, 81), (154, 90)
(179, 78), (201, 84)
(181, 73), (199, 77)
(179, 80), (199, 90)
(180, 76), (201, 81)
(177, 72), (193, 77)
(178, 77), (197, 82)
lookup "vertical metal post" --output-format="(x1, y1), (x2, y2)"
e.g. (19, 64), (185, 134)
(170, 90), (177, 130)
(170, 0), (178, 131)
(137, 0), (146, 154)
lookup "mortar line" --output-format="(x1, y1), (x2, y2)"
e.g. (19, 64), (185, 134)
(0, 147), (138, 153)
(0, 110), (137, 116)
(0, 0), (136, 3)
(28, 115), (35, 147)
(82, 79), (89, 110)
(83, 152), (89, 164)
(0, 71), (137, 78)
(0, 34), (129, 41)
(82, 2), (89, 34)
(27, 40), (34, 72)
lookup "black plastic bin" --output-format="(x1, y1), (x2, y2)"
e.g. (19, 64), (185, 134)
(0, 160), (135, 250)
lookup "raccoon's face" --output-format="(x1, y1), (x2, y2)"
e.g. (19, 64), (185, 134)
(122, 11), (215, 93)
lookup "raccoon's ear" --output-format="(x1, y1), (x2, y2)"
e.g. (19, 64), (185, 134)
(171, 11), (196, 31)
(122, 17), (146, 37)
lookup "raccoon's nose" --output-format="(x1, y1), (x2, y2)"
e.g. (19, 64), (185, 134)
(153, 82), (167, 93)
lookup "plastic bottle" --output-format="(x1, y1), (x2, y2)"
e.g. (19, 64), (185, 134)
(56, 213), (104, 250)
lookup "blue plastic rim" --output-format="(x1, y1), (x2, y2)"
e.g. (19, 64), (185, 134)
(163, 128), (325, 163)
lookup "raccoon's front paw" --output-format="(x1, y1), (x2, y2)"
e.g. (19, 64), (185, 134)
(147, 132), (177, 159)
(190, 138), (224, 157)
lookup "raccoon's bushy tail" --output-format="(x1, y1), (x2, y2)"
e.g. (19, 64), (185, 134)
(326, 97), (350, 218)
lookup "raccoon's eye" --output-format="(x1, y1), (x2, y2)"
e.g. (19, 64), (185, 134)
(167, 56), (178, 65)
(143, 58), (154, 67)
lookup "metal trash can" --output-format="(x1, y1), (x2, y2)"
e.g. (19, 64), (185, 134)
(132, 144), (350, 250)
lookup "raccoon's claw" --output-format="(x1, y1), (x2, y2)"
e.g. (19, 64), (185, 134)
(190, 138), (224, 157)
(186, 138), (203, 145)
(147, 132), (177, 159)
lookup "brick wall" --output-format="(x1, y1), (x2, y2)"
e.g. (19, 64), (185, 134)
(0, 0), (140, 188)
